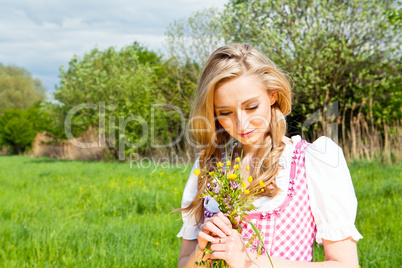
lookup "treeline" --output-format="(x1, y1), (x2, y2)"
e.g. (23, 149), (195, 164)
(0, 0), (400, 163)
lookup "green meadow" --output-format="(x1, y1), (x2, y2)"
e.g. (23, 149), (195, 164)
(0, 156), (400, 267)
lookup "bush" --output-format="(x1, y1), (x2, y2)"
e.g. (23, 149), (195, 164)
(0, 109), (37, 154)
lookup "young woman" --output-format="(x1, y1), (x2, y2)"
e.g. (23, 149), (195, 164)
(177, 43), (362, 267)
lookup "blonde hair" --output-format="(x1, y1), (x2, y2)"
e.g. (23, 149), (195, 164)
(183, 43), (292, 225)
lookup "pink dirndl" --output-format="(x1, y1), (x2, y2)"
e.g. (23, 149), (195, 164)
(239, 139), (316, 261)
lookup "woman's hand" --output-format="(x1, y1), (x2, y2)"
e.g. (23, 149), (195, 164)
(197, 212), (252, 268)
(209, 230), (252, 268)
(197, 212), (233, 250)
(193, 212), (233, 267)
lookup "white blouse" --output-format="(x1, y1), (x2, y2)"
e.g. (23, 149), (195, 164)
(177, 135), (363, 245)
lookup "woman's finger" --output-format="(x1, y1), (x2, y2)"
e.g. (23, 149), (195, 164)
(217, 212), (232, 227)
(209, 251), (228, 260)
(202, 221), (227, 238)
(197, 231), (216, 243)
(210, 216), (232, 236)
(209, 239), (227, 251)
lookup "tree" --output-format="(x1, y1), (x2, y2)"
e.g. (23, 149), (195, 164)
(161, 8), (227, 157)
(162, 7), (226, 116)
(53, 41), (172, 160)
(0, 64), (46, 114)
(0, 109), (37, 154)
(217, 0), (401, 138)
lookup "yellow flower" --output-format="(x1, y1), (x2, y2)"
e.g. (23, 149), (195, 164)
(358, 170), (361, 173)
(155, 242), (160, 246)
(194, 169), (201, 176)
(242, 181), (247, 188)
(226, 160), (231, 166)
(228, 174), (237, 180)
(259, 180), (266, 187)
(217, 162), (224, 168)
(235, 157), (241, 162)
(246, 166), (250, 171)
(234, 164), (239, 170)
(244, 189), (250, 194)
(209, 171), (215, 175)
(261, 189), (265, 192)
(248, 176), (253, 183)
(230, 187), (233, 190)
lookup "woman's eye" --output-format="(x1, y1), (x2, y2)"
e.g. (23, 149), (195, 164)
(219, 105), (258, 116)
(246, 105), (259, 111)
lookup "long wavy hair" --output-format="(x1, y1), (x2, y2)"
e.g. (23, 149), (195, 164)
(182, 43), (292, 226)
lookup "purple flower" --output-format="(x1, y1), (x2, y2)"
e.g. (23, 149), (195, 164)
(206, 183), (211, 190)
(230, 181), (240, 189)
(213, 186), (220, 194)
(251, 243), (266, 254)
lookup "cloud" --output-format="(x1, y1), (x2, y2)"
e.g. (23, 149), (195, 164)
(0, 0), (227, 93)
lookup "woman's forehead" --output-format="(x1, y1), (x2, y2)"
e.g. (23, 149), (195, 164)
(214, 76), (266, 107)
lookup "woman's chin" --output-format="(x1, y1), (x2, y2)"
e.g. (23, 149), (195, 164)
(238, 136), (257, 146)
(238, 134), (265, 147)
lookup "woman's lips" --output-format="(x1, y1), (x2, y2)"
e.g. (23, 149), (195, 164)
(239, 129), (255, 138)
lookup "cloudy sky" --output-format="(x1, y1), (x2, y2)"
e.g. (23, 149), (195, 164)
(0, 0), (228, 96)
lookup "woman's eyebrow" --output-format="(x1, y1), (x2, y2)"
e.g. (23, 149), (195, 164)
(215, 95), (260, 109)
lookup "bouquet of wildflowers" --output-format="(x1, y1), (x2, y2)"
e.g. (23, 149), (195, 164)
(193, 148), (274, 268)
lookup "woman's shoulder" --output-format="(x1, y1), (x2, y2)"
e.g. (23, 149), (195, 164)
(304, 136), (344, 168)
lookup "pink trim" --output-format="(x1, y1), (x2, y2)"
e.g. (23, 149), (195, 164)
(290, 139), (304, 179)
(295, 138), (304, 150)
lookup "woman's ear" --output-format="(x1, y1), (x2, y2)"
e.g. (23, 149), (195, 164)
(270, 91), (278, 105)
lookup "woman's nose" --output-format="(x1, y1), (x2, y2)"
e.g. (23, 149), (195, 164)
(236, 110), (250, 132)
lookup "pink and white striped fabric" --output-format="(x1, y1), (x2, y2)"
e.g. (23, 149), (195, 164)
(239, 139), (316, 262)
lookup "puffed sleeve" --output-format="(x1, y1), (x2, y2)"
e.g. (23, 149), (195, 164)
(305, 136), (363, 245)
(176, 156), (200, 240)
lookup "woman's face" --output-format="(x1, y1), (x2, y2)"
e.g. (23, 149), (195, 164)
(213, 75), (277, 152)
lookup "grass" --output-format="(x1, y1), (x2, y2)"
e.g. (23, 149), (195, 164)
(0, 156), (400, 267)
(312, 159), (401, 267)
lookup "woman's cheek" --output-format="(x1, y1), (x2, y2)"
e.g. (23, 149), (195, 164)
(250, 111), (271, 129)
(250, 118), (265, 130)
(218, 118), (232, 129)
